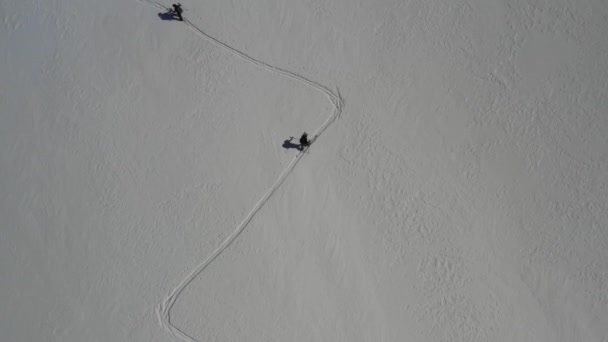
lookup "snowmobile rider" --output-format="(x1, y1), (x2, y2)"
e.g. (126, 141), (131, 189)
(172, 3), (183, 21)
(299, 132), (310, 150)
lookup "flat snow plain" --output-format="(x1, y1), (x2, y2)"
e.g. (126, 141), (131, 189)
(1, 0), (607, 341)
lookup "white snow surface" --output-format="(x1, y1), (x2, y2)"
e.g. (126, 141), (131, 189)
(1, 0), (607, 341)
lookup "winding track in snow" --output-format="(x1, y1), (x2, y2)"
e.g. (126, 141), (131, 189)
(136, 2), (343, 341)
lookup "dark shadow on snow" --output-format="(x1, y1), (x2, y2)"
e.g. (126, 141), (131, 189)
(158, 11), (179, 21)
(282, 137), (302, 150)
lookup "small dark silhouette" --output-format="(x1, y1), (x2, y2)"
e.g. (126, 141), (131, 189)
(299, 132), (310, 151)
(172, 3), (183, 21)
(282, 137), (300, 150)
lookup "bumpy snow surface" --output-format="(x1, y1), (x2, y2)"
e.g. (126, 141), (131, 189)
(1, 0), (607, 341)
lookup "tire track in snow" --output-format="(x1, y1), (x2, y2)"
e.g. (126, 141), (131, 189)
(136, 2), (343, 341)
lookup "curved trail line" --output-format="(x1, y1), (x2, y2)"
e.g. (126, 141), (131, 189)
(137, 1), (343, 341)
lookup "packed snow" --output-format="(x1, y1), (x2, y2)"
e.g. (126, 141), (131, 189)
(1, 0), (607, 341)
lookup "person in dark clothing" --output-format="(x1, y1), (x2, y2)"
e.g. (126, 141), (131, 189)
(172, 3), (183, 21)
(299, 132), (310, 150)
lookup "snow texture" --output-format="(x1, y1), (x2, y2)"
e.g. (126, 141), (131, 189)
(1, 0), (607, 341)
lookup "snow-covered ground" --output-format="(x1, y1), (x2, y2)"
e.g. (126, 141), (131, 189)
(1, 0), (607, 341)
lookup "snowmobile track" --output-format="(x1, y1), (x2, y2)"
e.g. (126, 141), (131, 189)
(136, 1), (343, 341)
